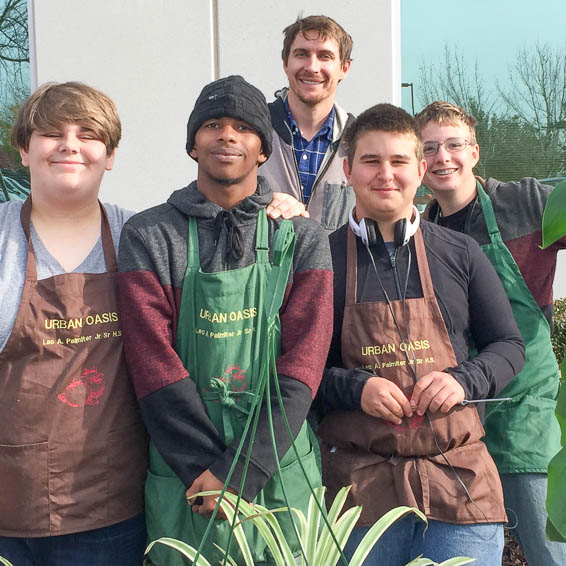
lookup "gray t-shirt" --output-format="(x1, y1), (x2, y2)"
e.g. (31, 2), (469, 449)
(0, 200), (134, 352)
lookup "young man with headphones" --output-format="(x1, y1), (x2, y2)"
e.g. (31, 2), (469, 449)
(316, 104), (525, 565)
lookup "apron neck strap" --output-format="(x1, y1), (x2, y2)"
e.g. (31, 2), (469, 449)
(345, 225), (435, 302)
(413, 228), (435, 299)
(345, 226), (358, 304)
(20, 197), (117, 278)
(475, 179), (501, 243)
(255, 209), (269, 265)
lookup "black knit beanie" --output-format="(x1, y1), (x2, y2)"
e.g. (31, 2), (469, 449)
(186, 75), (272, 159)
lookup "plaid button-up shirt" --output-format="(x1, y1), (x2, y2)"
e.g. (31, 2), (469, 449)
(285, 99), (335, 203)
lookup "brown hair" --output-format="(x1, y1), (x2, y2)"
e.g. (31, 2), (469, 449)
(11, 82), (121, 155)
(281, 15), (353, 66)
(415, 101), (477, 144)
(343, 103), (423, 164)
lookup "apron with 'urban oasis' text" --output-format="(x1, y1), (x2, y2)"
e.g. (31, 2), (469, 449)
(318, 227), (505, 525)
(145, 210), (320, 566)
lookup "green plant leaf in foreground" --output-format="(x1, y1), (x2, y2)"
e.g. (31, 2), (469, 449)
(542, 180), (566, 248)
(0, 557), (15, 566)
(145, 537), (213, 566)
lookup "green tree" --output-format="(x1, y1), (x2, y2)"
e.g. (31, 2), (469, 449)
(0, 0), (29, 106)
(0, 0), (28, 174)
(417, 44), (566, 181)
(497, 43), (566, 178)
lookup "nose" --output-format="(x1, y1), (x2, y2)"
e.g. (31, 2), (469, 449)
(217, 124), (238, 143)
(59, 132), (80, 153)
(434, 143), (451, 162)
(376, 162), (394, 181)
(304, 53), (321, 73)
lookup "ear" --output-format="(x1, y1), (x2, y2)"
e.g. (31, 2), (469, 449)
(339, 59), (352, 81)
(471, 143), (480, 168)
(343, 157), (352, 182)
(417, 158), (427, 183)
(105, 149), (116, 171)
(19, 146), (29, 167)
(189, 147), (198, 160)
(257, 152), (267, 166)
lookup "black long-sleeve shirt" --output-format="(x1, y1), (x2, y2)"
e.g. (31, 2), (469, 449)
(320, 221), (525, 419)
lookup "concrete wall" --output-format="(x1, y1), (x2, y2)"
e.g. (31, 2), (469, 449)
(28, 0), (400, 212)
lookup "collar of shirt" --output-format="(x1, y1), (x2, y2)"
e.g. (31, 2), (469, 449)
(284, 99), (335, 202)
(284, 98), (335, 145)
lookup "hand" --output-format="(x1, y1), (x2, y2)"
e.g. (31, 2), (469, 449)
(185, 469), (234, 519)
(266, 192), (309, 220)
(360, 377), (413, 424)
(410, 371), (465, 416)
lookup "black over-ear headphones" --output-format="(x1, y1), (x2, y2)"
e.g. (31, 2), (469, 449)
(348, 205), (420, 248)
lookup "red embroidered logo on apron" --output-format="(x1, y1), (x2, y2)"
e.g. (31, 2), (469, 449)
(58, 367), (106, 407)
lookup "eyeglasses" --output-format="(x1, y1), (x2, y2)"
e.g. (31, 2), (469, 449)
(422, 138), (472, 157)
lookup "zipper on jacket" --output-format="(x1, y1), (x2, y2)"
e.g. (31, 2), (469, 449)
(307, 140), (341, 211)
(284, 121), (305, 204)
(390, 250), (403, 300)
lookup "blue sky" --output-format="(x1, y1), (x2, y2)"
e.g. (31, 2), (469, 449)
(401, 0), (565, 113)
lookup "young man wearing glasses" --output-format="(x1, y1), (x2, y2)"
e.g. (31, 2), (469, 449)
(416, 101), (566, 566)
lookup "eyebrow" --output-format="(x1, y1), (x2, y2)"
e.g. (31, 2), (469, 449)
(359, 153), (412, 160)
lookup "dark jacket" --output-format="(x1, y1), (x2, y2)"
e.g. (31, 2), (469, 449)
(259, 92), (355, 232)
(118, 177), (333, 500)
(320, 220), (525, 417)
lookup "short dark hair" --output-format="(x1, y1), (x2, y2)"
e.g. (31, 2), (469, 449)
(281, 15), (353, 66)
(415, 101), (478, 144)
(344, 103), (423, 164)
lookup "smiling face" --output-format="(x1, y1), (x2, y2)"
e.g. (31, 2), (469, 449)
(344, 130), (426, 224)
(283, 31), (350, 108)
(20, 123), (114, 204)
(421, 120), (479, 195)
(189, 116), (266, 190)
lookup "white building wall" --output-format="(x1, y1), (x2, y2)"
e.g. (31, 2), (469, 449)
(28, 0), (400, 212)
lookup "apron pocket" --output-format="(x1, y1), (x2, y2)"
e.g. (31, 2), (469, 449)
(107, 421), (148, 520)
(0, 441), (49, 533)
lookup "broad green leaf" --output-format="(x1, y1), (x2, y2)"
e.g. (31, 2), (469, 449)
(405, 558), (436, 566)
(437, 558), (475, 565)
(348, 507), (427, 566)
(145, 537), (212, 566)
(542, 180), (566, 248)
(212, 545), (239, 566)
(318, 506), (363, 566)
(314, 486), (352, 566)
(220, 499), (254, 566)
(304, 486), (325, 565)
(218, 494), (287, 566)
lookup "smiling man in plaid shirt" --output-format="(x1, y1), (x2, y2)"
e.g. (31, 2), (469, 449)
(260, 15), (355, 233)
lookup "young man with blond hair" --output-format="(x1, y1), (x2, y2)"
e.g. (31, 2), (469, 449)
(416, 100), (566, 566)
(317, 103), (524, 565)
(0, 82), (147, 565)
(260, 15), (355, 232)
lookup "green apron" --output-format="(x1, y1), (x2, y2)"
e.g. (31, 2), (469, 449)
(476, 181), (561, 473)
(145, 210), (320, 566)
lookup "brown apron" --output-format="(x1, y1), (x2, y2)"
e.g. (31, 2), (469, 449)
(0, 198), (147, 537)
(318, 228), (505, 525)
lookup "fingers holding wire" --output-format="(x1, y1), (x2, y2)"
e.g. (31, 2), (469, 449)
(361, 376), (413, 424)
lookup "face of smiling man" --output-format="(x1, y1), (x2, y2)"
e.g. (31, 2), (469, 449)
(344, 130), (426, 224)
(420, 121), (479, 196)
(190, 116), (266, 190)
(283, 30), (350, 108)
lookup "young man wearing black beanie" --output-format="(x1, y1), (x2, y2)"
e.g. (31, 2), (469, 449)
(118, 75), (333, 566)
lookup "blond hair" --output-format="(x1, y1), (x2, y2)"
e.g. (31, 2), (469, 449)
(415, 101), (477, 144)
(11, 82), (121, 155)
